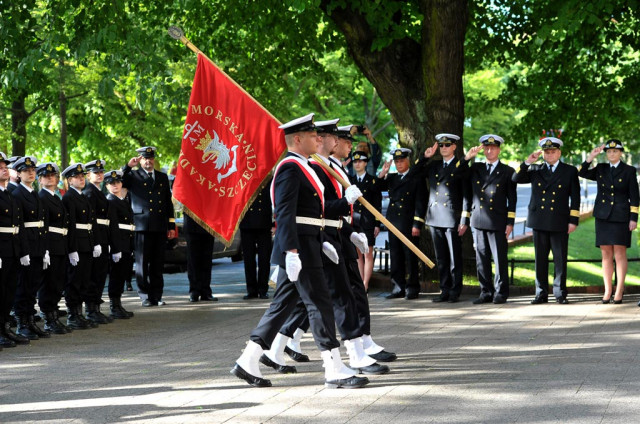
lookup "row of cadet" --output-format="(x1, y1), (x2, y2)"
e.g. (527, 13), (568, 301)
(0, 145), (178, 350)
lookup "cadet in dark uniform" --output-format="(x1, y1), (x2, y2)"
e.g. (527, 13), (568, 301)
(62, 163), (97, 330)
(240, 180), (273, 300)
(0, 152), (28, 347)
(84, 159), (117, 324)
(183, 214), (217, 302)
(122, 146), (176, 307)
(420, 134), (471, 303)
(579, 140), (639, 304)
(377, 148), (427, 299)
(7, 156), (21, 193)
(231, 113), (368, 389)
(104, 170), (135, 319)
(513, 137), (581, 304)
(11, 156), (50, 340)
(37, 162), (71, 334)
(350, 151), (382, 291)
(463, 135), (517, 304)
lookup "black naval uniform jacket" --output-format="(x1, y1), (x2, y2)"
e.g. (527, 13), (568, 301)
(107, 194), (134, 254)
(579, 161), (639, 223)
(378, 165), (427, 233)
(39, 189), (69, 256)
(239, 180), (273, 231)
(84, 183), (118, 250)
(513, 161), (581, 232)
(0, 188), (27, 258)
(62, 187), (95, 254)
(349, 172), (382, 232)
(467, 161), (517, 231)
(12, 184), (46, 258)
(271, 153), (324, 269)
(121, 166), (175, 233)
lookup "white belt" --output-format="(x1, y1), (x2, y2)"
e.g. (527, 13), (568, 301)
(96, 218), (110, 226)
(324, 219), (343, 229)
(118, 223), (136, 231)
(343, 216), (352, 224)
(0, 226), (19, 234)
(24, 220), (44, 228)
(295, 217), (325, 227)
(76, 223), (92, 230)
(49, 226), (68, 236)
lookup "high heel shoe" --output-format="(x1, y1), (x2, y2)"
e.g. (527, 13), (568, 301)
(613, 297), (623, 304)
(602, 297), (611, 304)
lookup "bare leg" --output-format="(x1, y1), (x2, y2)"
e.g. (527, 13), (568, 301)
(356, 250), (365, 286)
(613, 245), (628, 301)
(601, 245), (614, 301)
(363, 247), (374, 291)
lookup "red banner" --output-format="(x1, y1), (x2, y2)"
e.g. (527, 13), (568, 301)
(173, 54), (286, 244)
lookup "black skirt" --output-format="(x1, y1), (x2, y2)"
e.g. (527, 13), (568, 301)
(595, 218), (631, 247)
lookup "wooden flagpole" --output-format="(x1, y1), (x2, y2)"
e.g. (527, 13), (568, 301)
(169, 26), (434, 269)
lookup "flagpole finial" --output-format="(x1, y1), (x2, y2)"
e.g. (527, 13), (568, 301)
(168, 26), (184, 40)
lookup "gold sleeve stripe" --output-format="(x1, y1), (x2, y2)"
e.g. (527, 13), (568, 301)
(570, 210), (580, 217)
(169, 218), (176, 222)
(507, 212), (516, 218)
(461, 211), (471, 218)
(631, 206), (639, 213)
(414, 216), (425, 223)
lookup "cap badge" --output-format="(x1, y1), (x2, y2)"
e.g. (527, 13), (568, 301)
(146, 147), (153, 153)
(25, 158), (32, 166)
(545, 140), (552, 146)
(609, 142), (617, 147)
(46, 164), (53, 172)
(111, 171), (117, 178)
(488, 137), (495, 143)
(76, 164), (83, 172)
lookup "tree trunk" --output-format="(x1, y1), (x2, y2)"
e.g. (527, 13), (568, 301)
(59, 90), (69, 169)
(11, 93), (28, 157)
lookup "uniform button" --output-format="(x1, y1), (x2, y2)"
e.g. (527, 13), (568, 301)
(159, 210), (162, 213)
(313, 193), (317, 196)
(611, 193), (614, 196)
(496, 184), (500, 187)
(619, 179), (622, 182)
(481, 189), (485, 193)
(480, 206), (483, 209)
(602, 200), (605, 203)
(82, 210), (85, 213)
(542, 198), (545, 202)
(150, 200), (153, 203)
(551, 199), (555, 203)
(538, 183), (541, 186)
(490, 199), (493, 202)
(611, 202), (614, 205)
(149, 191), (152, 195)
(542, 190), (546, 194)
(437, 182), (440, 186)
(446, 183), (449, 186)
(436, 174), (439, 177)
(443, 203), (447, 207)
(550, 207), (554, 211)
(480, 197), (484, 201)
(434, 202), (438, 205)
(489, 207), (493, 210)
(611, 185), (614, 188)
(552, 192), (556, 195)
(436, 192), (438, 195)
(477, 181), (480, 184)
(143, 183), (146, 186)
(541, 206), (545, 209)
(558, 185), (562, 188)
(150, 208), (153, 212)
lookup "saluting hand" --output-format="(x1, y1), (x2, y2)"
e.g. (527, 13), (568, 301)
(465, 145), (484, 161)
(587, 144), (605, 162)
(127, 156), (142, 168)
(379, 159), (392, 178)
(424, 142), (438, 159)
(525, 151), (542, 165)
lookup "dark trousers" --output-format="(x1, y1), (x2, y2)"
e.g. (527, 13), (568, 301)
(251, 266), (340, 352)
(240, 228), (272, 296)
(345, 258), (371, 336)
(0, 256), (18, 322)
(88, 244), (109, 304)
(108, 254), (133, 298)
(319, 255), (361, 340)
(38, 254), (67, 313)
(185, 230), (214, 297)
(430, 226), (463, 297)
(66, 252), (91, 308)
(134, 232), (166, 302)
(473, 228), (509, 299)
(389, 231), (420, 294)
(533, 229), (568, 299)
(14, 256), (44, 316)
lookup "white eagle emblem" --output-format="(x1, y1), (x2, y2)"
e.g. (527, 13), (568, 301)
(196, 130), (239, 182)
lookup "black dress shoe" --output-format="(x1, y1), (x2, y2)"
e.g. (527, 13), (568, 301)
(493, 295), (507, 304)
(354, 362), (389, 375)
(200, 294), (218, 302)
(259, 354), (297, 374)
(243, 293), (258, 300)
(602, 297), (611, 304)
(368, 350), (397, 362)
(189, 294), (199, 303)
(405, 291), (419, 300)
(556, 297), (569, 304)
(325, 376), (369, 389)
(385, 291), (405, 299)
(447, 296), (459, 303)
(472, 296), (493, 305)
(230, 363), (272, 387)
(432, 294), (449, 303)
(284, 346), (310, 362)
(613, 298), (623, 304)
(258, 293), (269, 299)
(530, 295), (548, 304)
(0, 334), (16, 348)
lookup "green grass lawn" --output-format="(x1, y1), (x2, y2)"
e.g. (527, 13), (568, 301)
(507, 217), (640, 287)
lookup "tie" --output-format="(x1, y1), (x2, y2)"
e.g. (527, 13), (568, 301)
(487, 163), (492, 174)
(548, 164), (553, 173)
(610, 165), (614, 176)
(148, 172), (154, 180)
(443, 162), (448, 170)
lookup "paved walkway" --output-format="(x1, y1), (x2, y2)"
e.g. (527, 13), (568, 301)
(2, 259), (640, 423)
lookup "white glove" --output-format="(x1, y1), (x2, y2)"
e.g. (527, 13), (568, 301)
(69, 251), (79, 266)
(285, 251), (302, 282)
(350, 232), (369, 254)
(93, 244), (102, 258)
(43, 250), (50, 270)
(344, 185), (363, 205)
(20, 255), (30, 266)
(0, 258), (3, 269)
(322, 241), (339, 264)
(112, 252), (122, 263)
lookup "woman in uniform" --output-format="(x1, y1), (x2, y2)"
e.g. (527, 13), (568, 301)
(579, 140), (639, 304)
